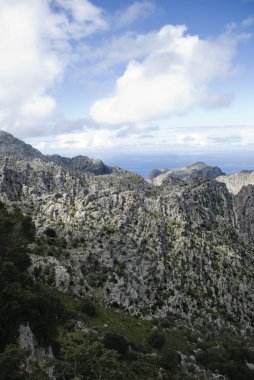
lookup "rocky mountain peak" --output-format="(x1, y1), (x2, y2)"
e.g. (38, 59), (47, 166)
(150, 161), (225, 185)
(0, 130), (44, 161)
(0, 130), (113, 175)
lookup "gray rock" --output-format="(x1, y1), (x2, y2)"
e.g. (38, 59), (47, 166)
(217, 170), (254, 195)
(152, 162), (225, 185)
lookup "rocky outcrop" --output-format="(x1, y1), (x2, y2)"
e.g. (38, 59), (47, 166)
(217, 170), (254, 195)
(234, 184), (254, 243)
(48, 155), (114, 175)
(151, 162), (224, 185)
(18, 324), (54, 377)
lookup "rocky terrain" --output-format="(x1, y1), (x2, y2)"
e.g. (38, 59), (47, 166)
(0, 131), (254, 334)
(2, 131), (254, 379)
(149, 162), (224, 185)
(217, 170), (254, 195)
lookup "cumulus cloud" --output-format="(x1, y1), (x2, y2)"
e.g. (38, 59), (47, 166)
(0, 0), (106, 136)
(90, 25), (249, 126)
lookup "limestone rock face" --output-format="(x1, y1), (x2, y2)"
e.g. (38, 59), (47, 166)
(217, 170), (254, 195)
(18, 324), (54, 377)
(151, 162), (224, 185)
(1, 132), (254, 332)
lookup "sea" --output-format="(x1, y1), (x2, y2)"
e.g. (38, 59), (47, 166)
(103, 153), (254, 177)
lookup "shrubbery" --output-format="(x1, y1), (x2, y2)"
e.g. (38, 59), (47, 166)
(147, 332), (166, 349)
(81, 299), (97, 317)
(0, 203), (64, 350)
(103, 333), (129, 356)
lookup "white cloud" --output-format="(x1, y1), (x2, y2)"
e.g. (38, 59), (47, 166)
(0, 0), (106, 136)
(55, 0), (107, 34)
(90, 25), (249, 126)
(176, 133), (207, 146)
(33, 129), (117, 152)
(115, 1), (156, 28)
(242, 16), (254, 27)
(241, 128), (254, 145)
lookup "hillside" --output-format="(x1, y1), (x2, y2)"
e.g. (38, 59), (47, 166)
(1, 131), (254, 379)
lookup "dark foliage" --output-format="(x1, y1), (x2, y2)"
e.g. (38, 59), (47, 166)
(44, 227), (57, 238)
(0, 202), (64, 351)
(147, 332), (166, 349)
(103, 333), (129, 356)
(81, 300), (97, 317)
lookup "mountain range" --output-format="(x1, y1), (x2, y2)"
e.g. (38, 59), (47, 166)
(1, 130), (254, 379)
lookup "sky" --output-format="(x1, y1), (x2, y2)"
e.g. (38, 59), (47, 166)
(0, 0), (254, 174)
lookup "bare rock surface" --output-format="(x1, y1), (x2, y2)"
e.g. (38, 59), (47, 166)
(217, 170), (254, 195)
(151, 162), (224, 185)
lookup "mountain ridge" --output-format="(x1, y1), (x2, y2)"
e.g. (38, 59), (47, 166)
(0, 130), (114, 175)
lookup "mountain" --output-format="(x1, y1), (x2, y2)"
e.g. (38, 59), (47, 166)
(150, 162), (225, 185)
(0, 130), (113, 175)
(0, 132), (253, 326)
(1, 131), (254, 379)
(0, 130), (44, 161)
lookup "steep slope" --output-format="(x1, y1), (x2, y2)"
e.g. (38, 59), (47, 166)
(151, 162), (224, 185)
(0, 130), (44, 161)
(217, 170), (254, 195)
(0, 153), (253, 332)
(2, 201), (254, 380)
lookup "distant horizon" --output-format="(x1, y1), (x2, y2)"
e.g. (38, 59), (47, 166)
(90, 153), (254, 177)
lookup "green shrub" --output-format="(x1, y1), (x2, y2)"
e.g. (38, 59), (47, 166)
(0, 344), (26, 380)
(147, 332), (166, 349)
(54, 341), (129, 380)
(103, 333), (129, 356)
(81, 300), (97, 317)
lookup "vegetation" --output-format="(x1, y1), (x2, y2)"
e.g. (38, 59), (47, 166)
(1, 201), (254, 379)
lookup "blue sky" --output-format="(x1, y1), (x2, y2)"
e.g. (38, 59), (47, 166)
(0, 0), (254, 172)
